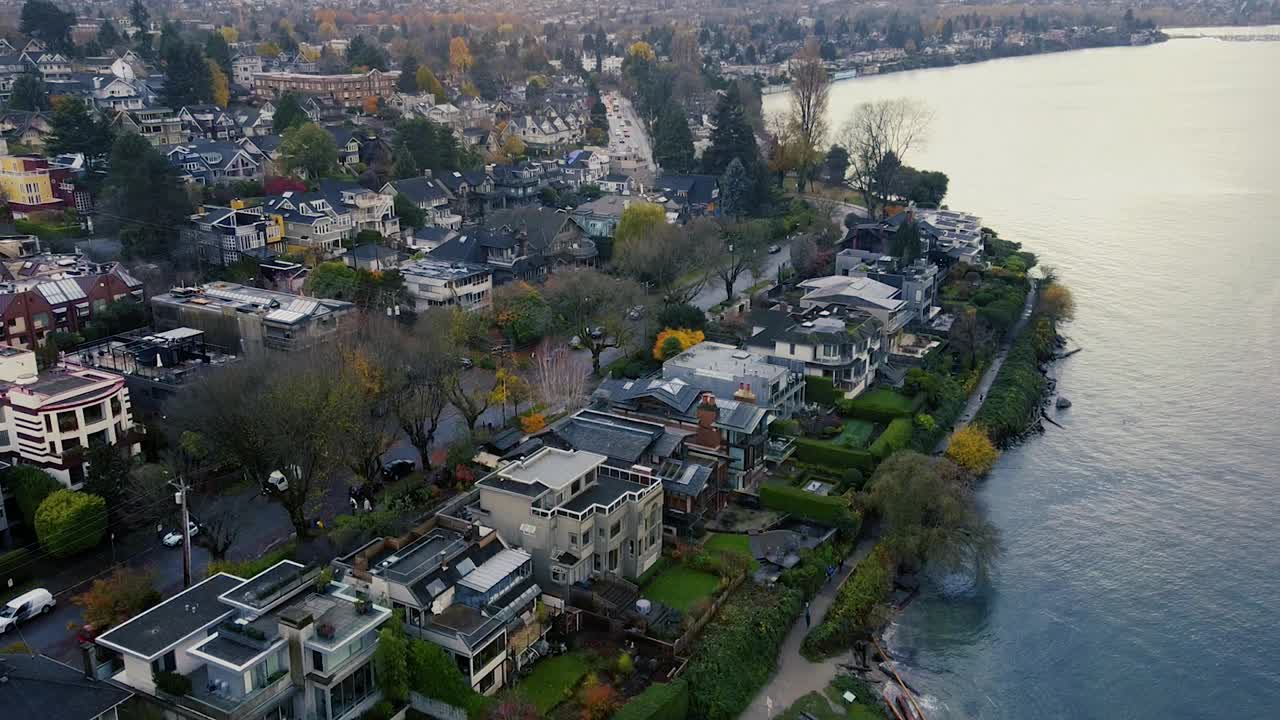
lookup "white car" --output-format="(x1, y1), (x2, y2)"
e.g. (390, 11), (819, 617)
(0, 589), (54, 633)
(162, 521), (200, 547)
(265, 469), (291, 493)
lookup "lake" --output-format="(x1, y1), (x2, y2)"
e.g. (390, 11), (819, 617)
(766, 34), (1280, 718)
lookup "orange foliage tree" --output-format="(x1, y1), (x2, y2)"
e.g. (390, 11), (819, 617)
(652, 328), (705, 361)
(945, 425), (1000, 476)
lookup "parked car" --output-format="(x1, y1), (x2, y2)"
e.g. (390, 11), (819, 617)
(0, 589), (55, 633)
(265, 469), (291, 493)
(381, 459), (415, 482)
(459, 356), (474, 369)
(626, 305), (647, 320)
(162, 520), (200, 547)
(768, 244), (782, 254)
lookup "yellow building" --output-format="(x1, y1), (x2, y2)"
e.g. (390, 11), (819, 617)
(0, 155), (65, 217)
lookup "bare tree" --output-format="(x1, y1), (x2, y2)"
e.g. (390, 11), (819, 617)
(614, 217), (718, 307)
(713, 221), (770, 303)
(788, 41), (830, 192)
(336, 325), (401, 486)
(197, 502), (242, 561)
(532, 340), (589, 415)
(838, 98), (933, 219)
(389, 312), (457, 470)
(447, 372), (494, 438)
(544, 268), (643, 374)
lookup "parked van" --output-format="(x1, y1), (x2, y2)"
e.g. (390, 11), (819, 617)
(0, 588), (55, 633)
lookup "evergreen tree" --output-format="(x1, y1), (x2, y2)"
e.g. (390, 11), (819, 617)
(7, 73), (50, 111)
(98, 18), (122, 49)
(47, 97), (114, 171)
(161, 38), (213, 108)
(652, 104), (695, 174)
(205, 30), (231, 74)
(100, 132), (192, 259)
(397, 56), (419, 92)
(128, 0), (149, 33)
(347, 35), (389, 71)
(702, 83), (760, 176)
(20, 0), (73, 53)
(272, 92), (307, 133)
(719, 158), (751, 219)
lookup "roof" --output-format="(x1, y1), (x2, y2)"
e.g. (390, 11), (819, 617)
(456, 548), (531, 593)
(0, 654), (132, 720)
(96, 573), (243, 659)
(654, 174), (718, 206)
(799, 275), (906, 311)
(659, 461), (713, 497)
(547, 409), (684, 466)
(665, 341), (789, 382)
(559, 472), (650, 513)
(400, 256), (490, 281)
(389, 176), (448, 204)
(494, 447), (606, 492)
(348, 244), (399, 263)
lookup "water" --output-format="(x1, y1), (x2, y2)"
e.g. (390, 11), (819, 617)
(766, 35), (1280, 718)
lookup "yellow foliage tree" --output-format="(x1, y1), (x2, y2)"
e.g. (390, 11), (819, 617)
(362, 96), (379, 115)
(257, 41), (282, 57)
(207, 60), (230, 107)
(653, 328), (705, 361)
(449, 37), (473, 73)
(1039, 283), (1075, 323)
(519, 412), (546, 434)
(946, 425), (1000, 476)
(461, 81), (479, 98)
(218, 27), (239, 44)
(627, 41), (656, 62)
(416, 66), (446, 99)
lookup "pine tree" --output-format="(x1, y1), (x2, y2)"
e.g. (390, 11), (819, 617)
(702, 83), (760, 176)
(397, 56), (419, 92)
(653, 104), (695, 174)
(273, 92), (307, 133)
(719, 158), (751, 219)
(48, 97), (114, 170)
(161, 39), (213, 108)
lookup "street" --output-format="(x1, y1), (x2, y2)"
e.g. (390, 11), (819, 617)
(688, 244), (792, 311)
(603, 91), (655, 173)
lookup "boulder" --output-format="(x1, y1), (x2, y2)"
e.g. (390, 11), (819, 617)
(1056, 396), (1072, 409)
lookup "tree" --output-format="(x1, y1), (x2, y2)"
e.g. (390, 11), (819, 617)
(74, 567), (161, 630)
(790, 234), (820, 278)
(347, 35), (389, 71)
(612, 202), (666, 258)
(83, 443), (133, 514)
(544, 269), (643, 374)
(120, 463), (173, 528)
(949, 306), (990, 369)
(97, 19), (122, 50)
(393, 193), (425, 229)
(161, 39), (213, 108)
(788, 43), (830, 191)
(389, 315), (456, 470)
(337, 336), (400, 486)
(395, 118), (464, 174)
(493, 282), (551, 346)
(653, 328), (705, 360)
(532, 340), (588, 415)
(446, 372), (494, 438)
(47, 97), (114, 171)
(205, 31), (232, 74)
(867, 451), (998, 572)
(838, 98), (933, 219)
(397, 56), (419, 92)
(894, 166), (949, 206)
(20, 0), (73, 52)
(891, 217), (922, 264)
(272, 92), (307, 133)
(35, 490), (107, 558)
(702, 83), (761, 176)
(657, 303), (706, 331)
(824, 145), (850, 185)
(281, 123), (338, 179)
(449, 37), (473, 73)
(100, 133), (191, 259)
(8, 73), (50, 111)
(128, 0), (149, 34)
(207, 60), (230, 107)
(713, 220), (769, 302)
(615, 219), (712, 305)
(1038, 283), (1075, 322)
(489, 366), (532, 423)
(408, 635), (479, 710)
(416, 66), (447, 100)
(374, 615), (410, 704)
(946, 425), (1000, 476)
(7, 466), (61, 527)
(256, 41), (282, 58)
(626, 41), (656, 61)
(719, 158), (751, 220)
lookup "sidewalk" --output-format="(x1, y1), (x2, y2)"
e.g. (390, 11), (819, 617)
(933, 279), (1039, 454)
(739, 535), (878, 720)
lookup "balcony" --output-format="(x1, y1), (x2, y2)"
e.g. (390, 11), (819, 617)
(166, 664), (296, 720)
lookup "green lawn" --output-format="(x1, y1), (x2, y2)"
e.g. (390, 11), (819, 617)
(704, 533), (760, 572)
(778, 689), (886, 720)
(642, 565), (722, 612)
(515, 652), (590, 715)
(853, 388), (916, 415)
(834, 419), (877, 449)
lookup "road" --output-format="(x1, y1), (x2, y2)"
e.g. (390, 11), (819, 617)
(603, 91), (655, 173)
(689, 244), (792, 311)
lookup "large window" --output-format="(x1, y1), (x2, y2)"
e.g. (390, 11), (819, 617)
(83, 402), (105, 425)
(328, 660), (375, 719)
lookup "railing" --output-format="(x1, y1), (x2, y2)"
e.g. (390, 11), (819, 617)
(171, 668), (295, 720)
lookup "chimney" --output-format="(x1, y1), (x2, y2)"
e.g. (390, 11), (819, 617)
(733, 382), (757, 405)
(695, 392), (721, 450)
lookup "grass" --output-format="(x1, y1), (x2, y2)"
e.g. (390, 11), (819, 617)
(641, 565), (721, 612)
(852, 388), (917, 415)
(516, 651), (591, 715)
(777, 687), (886, 720)
(704, 533), (760, 572)
(834, 418), (877, 449)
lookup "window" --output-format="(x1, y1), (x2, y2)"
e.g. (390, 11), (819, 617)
(608, 548), (619, 571)
(312, 650), (324, 672)
(628, 540), (635, 557)
(789, 342), (796, 354)
(610, 521), (622, 538)
(57, 411), (77, 432)
(328, 660), (375, 719)
(150, 650), (176, 674)
(551, 567), (566, 583)
(569, 533), (578, 546)
(593, 554), (602, 571)
(83, 403), (105, 425)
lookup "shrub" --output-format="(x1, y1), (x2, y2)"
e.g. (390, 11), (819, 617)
(519, 412), (547, 433)
(946, 425), (1000, 475)
(868, 417), (913, 459)
(579, 682), (621, 720)
(804, 376), (840, 406)
(652, 328), (705, 361)
(759, 484), (860, 529)
(8, 466), (62, 526)
(153, 670), (192, 696)
(616, 652), (634, 677)
(684, 585), (804, 720)
(914, 413), (935, 432)
(207, 543), (296, 578)
(769, 418), (801, 437)
(793, 438), (874, 473)
(611, 679), (689, 720)
(838, 468), (865, 493)
(800, 545), (894, 660)
(75, 566), (161, 630)
(361, 701), (397, 720)
(973, 315), (1050, 443)
(35, 490), (106, 558)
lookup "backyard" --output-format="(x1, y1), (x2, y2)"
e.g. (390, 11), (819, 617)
(641, 564), (721, 612)
(515, 651), (591, 715)
(833, 418), (877, 449)
(704, 533), (760, 572)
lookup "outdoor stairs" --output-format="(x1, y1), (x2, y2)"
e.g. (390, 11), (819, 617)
(593, 574), (641, 614)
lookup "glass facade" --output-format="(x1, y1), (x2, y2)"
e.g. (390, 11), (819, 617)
(327, 660), (375, 719)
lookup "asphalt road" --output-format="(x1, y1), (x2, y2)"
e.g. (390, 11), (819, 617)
(604, 91), (655, 172)
(688, 244), (793, 311)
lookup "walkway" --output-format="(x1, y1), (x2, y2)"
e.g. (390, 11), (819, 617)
(933, 279), (1039, 454)
(739, 535), (878, 720)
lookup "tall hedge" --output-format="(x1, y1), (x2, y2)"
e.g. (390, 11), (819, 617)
(868, 417), (913, 459)
(804, 376), (841, 406)
(837, 388), (920, 423)
(8, 466), (62, 526)
(34, 490), (107, 558)
(793, 438), (874, 473)
(800, 544), (894, 660)
(759, 484), (859, 529)
(974, 315), (1052, 443)
(612, 679), (689, 720)
(685, 584), (804, 720)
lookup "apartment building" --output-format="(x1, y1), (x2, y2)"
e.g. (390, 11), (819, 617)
(835, 254), (942, 327)
(445, 447), (664, 590)
(399, 259), (492, 313)
(180, 204), (284, 267)
(334, 517), (541, 696)
(662, 341), (806, 418)
(96, 560), (392, 720)
(0, 252), (144, 350)
(252, 69), (400, 108)
(150, 283), (356, 354)
(0, 155), (75, 217)
(262, 192), (355, 257)
(232, 55), (263, 88)
(317, 180), (400, 243)
(747, 305), (886, 400)
(0, 348), (139, 488)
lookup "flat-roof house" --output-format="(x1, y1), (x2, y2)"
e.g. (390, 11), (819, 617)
(662, 341), (806, 418)
(150, 282), (356, 354)
(746, 305), (885, 400)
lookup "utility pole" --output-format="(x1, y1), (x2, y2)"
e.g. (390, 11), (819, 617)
(172, 478), (192, 589)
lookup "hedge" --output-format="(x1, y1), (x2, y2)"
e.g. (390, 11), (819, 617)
(793, 438), (874, 473)
(207, 543), (297, 579)
(759, 484), (859, 529)
(837, 388), (921, 423)
(685, 584), (804, 720)
(868, 417), (913, 459)
(800, 544), (894, 660)
(612, 679), (689, 720)
(34, 490), (106, 558)
(804, 376), (841, 407)
(768, 418), (801, 437)
(153, 670), (193, 696)
(974, 315), (1052, 443)
(8, 466), (62, 526)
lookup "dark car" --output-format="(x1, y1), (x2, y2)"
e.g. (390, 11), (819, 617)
(381, 459), (416, 482)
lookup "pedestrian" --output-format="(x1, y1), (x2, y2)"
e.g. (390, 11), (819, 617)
(838, 557), (845, 572)
(156, 522), (163, 538)
(363, 498), (373, 512)
(805, 601), (811, 628)
(349, 496), (358, 513)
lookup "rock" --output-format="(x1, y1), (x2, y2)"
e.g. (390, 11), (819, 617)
(895, 574), (921, 591)
(1056, 396), (1072, 409)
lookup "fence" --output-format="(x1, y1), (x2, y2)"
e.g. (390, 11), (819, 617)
(409, 693), (467, 720)
(671, 572), (746, 655)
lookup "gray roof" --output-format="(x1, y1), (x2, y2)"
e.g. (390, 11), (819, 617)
(0, 655), (132, 720)
(560, 472), (649, 512)
(547, 409), (687, 466)
(96, 574), (243, 659)
(659, 462), (713, 497)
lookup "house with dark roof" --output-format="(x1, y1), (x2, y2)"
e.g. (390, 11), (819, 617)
(180, 204), (285, 266)
(428, 206), (578, 286)
(378, 173), (461, 230)
(593, 376), (771, 491)
(0, 252), (144, 350)
(176, 105), (243, 142)
(344, 243), (400, 272)
(262, 192), (354, 256)
(96, 561), (394, 720)
(163, 141), (263, 185)
(746, 304), (886, 400)
(652, 174), (719, 218)
(317, 179), (400, 243)
(0, 653), (132, 720)
(436, 169), (493, 221)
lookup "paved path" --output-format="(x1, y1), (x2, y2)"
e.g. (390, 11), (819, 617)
(739, 535), (878, 720)
(933, 279), (1039, 454)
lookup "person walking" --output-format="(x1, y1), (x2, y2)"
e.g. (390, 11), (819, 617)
(805, 601), (812, 628)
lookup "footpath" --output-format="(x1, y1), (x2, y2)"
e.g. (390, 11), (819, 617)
(739, 535), (878, 720)
(933, 279), (1039, 454)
